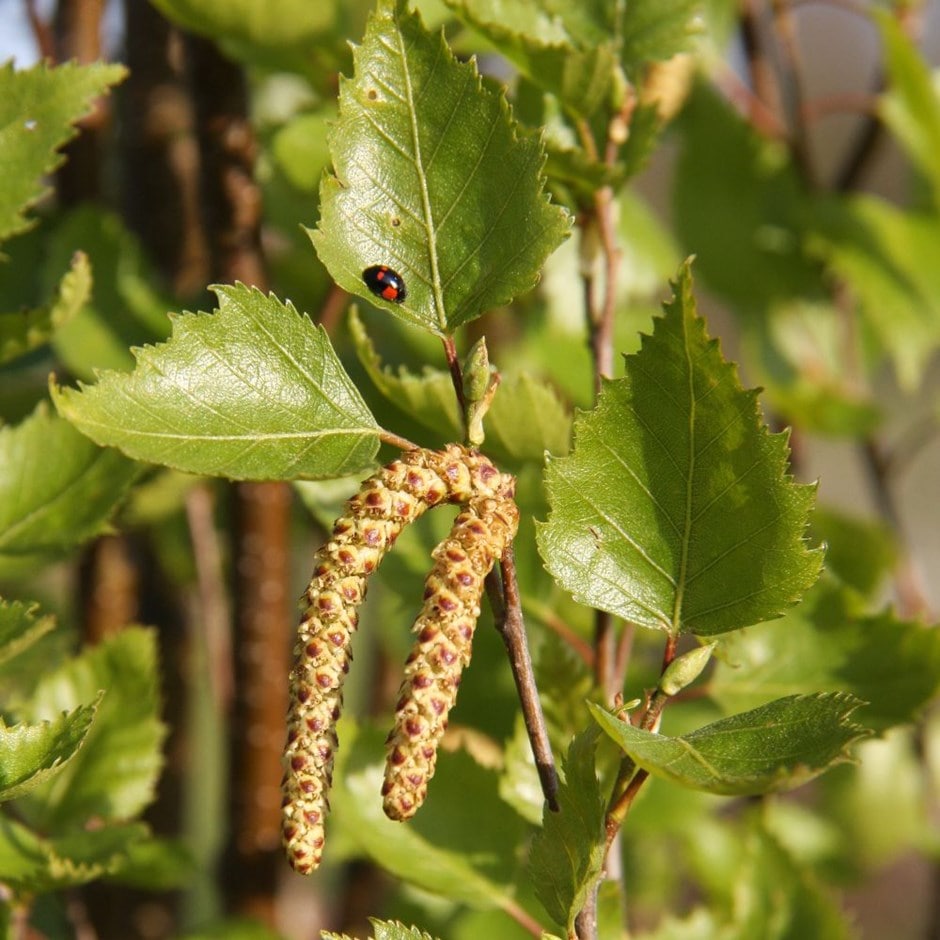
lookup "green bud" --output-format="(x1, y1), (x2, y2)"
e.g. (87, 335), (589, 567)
(658, 643), (716, 697)
(462, 337), (490, 404)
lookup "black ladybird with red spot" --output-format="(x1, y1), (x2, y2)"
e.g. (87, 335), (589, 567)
(363, 265), (406, 304)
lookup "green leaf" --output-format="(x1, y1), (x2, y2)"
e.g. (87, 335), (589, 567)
(47, 823), (149, 889)
(271, 109), (335, 193)
(0, 699), (98, 803)
(313, 0), (570, 335)
(484, 373), (572, 463)
(351, 309), (571, 462)
(731, 821), (852, 940)
(529, 729), (606, 933)
(877, 11), (940, 207)
(150, 0), (368, 82)
(0, 61), (126, 245)
(747, 300), (881, 437)
(0, 404), (139, 567)
(52, 284), (381, 481)
(0, 815), (148, 894)
(19, 628), (165, 829)
(106, 836), (195, 890)
(590, 693), (869, 796)
(0, 251), (91, 364)
(498, 714), (546, 825)
(621, 0), (704, 73)
(179, 920), (286, 940)
(350, 308), (462, 438)
(323, 920), (440, 940)
(810, 509), (896, 598)
(0, 815), (47, 894)
(674, 83), (822, 312)
(537, 261), (822, 636)
(46, 207), (173, 379)
(150, 0), (335, 50)
(0, 598), (56, 665)
(810, 196), (940, 389)
(444, 0), (619, 117)
(710, 580), (940, 732)
(332, 730), (522, 911)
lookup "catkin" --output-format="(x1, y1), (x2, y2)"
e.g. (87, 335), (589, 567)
(382, 492), (518, 820)
(281, 445), (516, 874)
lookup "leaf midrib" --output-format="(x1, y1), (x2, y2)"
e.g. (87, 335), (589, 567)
(673, 312), (696, 635)
(395, 27), (448, 333)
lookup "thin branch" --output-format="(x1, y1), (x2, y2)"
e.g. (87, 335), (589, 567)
(771, 0), (817, 185)
(379, 428), (421, 452)
(318, 282), (350, 334)
(740, 0), (784, 130)
(883, 413), (940, 479)
(24, 0), (56, 61)
(487, 547), (560, 812)
(442, 333), (467, 416)
(185, 484), (234, 712)
(714, 63), (789, 138)
(800, 92), (876, 124)
(832, 103), (885, 192)
(788, 0), (869, 14)
(503, 897), (548, 938)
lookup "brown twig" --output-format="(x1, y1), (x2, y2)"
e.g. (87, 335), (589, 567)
(770, 0), (817, 186)
(379, 428), (421, 452)
(318, 282), (350, 334)
(442, 333), (468, 418)
(25, 0), (56, 61)
(740, 0), (784, 131)
(188, 32), (287, 923)
(184, 485), (234, 712)
(487, 548), (560, 812)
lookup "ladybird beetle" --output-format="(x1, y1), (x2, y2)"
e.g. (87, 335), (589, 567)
(362, 265), (406, 304)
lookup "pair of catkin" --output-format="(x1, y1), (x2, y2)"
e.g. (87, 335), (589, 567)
(281, 445), (518, 874)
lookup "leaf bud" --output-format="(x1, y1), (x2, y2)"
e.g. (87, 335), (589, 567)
(658, 642), (716, 697)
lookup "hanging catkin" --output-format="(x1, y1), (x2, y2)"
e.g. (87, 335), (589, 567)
(281, 445), (516, 874)
(382, 491), (518, 820)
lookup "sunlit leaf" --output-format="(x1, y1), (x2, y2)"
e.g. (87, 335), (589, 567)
(538, 261), (822, 636)
(0, 598), (56, 665)
(53, 284), (380, 481)
(313, 0), (570, 335)
(621, 0), (703, 73)
(529, 729), (606, 933)
(444, 0), (619, 117)
(591, 693), (868, 795)
(0, 404), (139, 568)
(0, 252), (91, 364)
(877, 12), (940, 207)
(0, 815), (148, 895)
(0, 699), (98, 803)
(811, 196), (940, 389)
(0, 61), (125, 245)
(710, 580), (940, 731)
(674, 83), (822, 312)
(20, 628), (165, 829)
(323, 920), (440, 940)
(731, 821), (852, 940)
(47, 207), (173, 378)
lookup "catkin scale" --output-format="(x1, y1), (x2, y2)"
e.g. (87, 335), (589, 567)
(281, 446), (516, 874)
